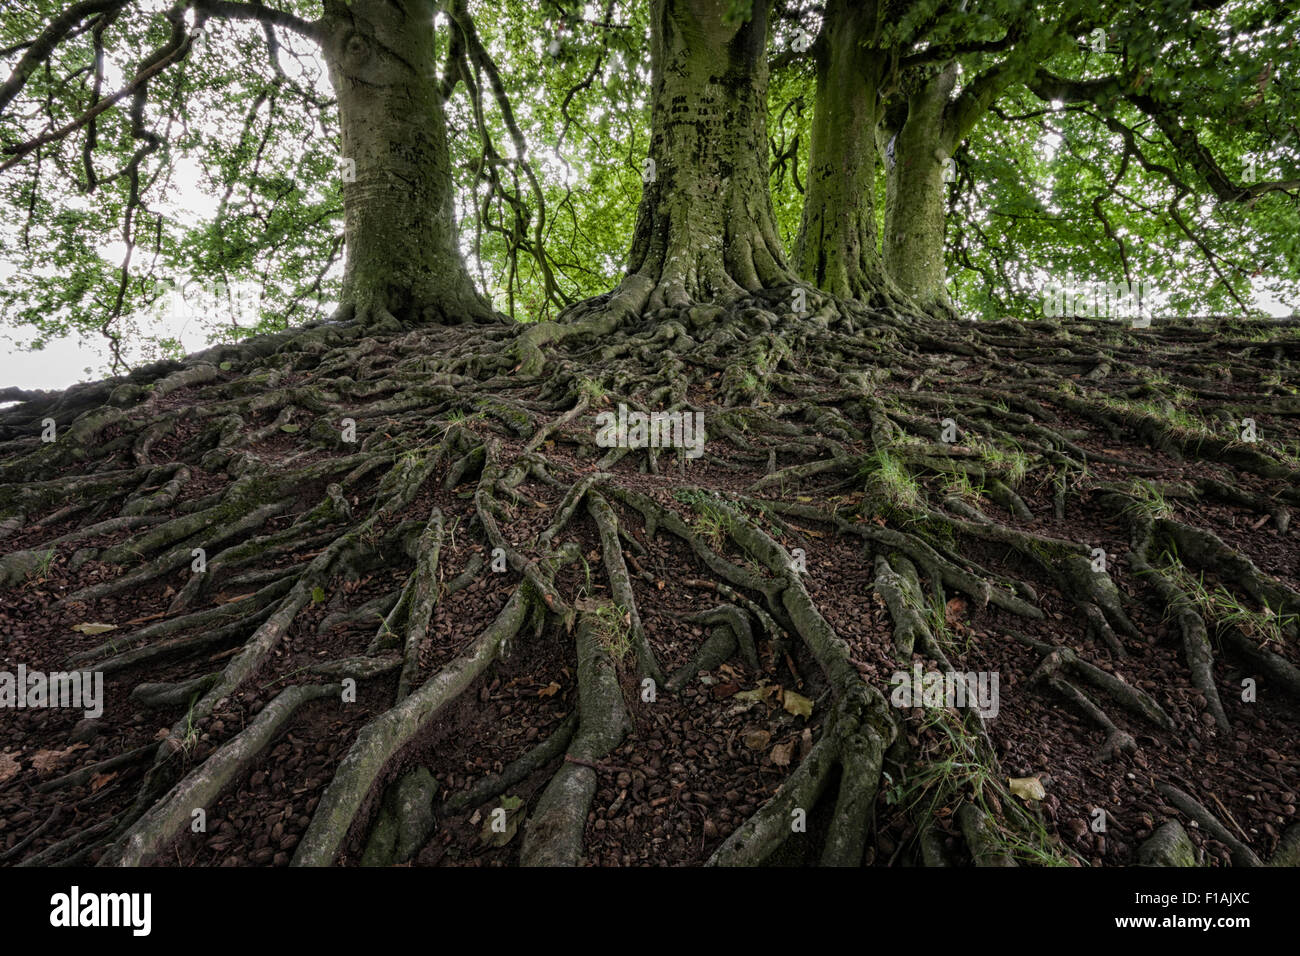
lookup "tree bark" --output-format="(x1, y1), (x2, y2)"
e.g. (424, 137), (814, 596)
(622, 0), (792, 311)
(883, 63), (958, 311)
(321, 0), (491, 325)
(795, 0), (891, 304)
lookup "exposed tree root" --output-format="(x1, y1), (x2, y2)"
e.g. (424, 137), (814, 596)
(4, 300), (1300, 868)
(99, 682), (340, 866)
(519, 612), (630, 866)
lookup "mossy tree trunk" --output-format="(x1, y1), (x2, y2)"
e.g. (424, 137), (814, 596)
(883, 63), (958, 312)
(623, 0), (793, 311)
(880, 45), (1039, 314)
(795, 0), (893, 305)
(321, 0), (492, 325)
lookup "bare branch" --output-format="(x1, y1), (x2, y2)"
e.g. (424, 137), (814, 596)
(191, 0), (323, 42)
(0, 0), (129, 115)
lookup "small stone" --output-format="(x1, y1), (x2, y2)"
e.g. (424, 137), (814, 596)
(69, 719), (101, 744)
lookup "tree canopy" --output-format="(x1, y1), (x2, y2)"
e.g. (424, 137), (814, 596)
(2, 0), (1296, 372)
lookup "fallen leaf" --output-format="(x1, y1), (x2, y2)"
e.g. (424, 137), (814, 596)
(711, 682), (740, 700)
(90, 771), (117, 792)
(734, 683), (779, 704)
(1008, 775), (1046, 801)
(30, 744), (87, 776)
(71, 622), (116, 635)
(479, 795), (525, 847)
(538, 681), (561, 698)
(0, 752), (19, 785)
(782, 689), (814, 719)
(743, 729), (772, 750)
(944, 597), (968, 627)
(770, 739), (796, 767)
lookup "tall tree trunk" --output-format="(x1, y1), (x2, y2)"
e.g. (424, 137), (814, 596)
(622, 0), (792, 312)
(321, 0), (491, 325)
(795, 0), (891, 304)
(883, 63), (958, 310)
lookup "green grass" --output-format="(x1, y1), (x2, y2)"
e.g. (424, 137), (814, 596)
(576, 377), (607, 404)
(673, 489), (734, 547)
(1120, 478), (1175, 521)
(1105, 395), (1211, 438)
(590, 603), (632, 663)
(1272, 440), (1300, 468)
(943, 471), (986, 504)
(887, 707), (1072, 865)
(859, 449), (921, 508)
(975, 440), (1030, 486)
(1158, 557), (1295, 647)
(1050, 458), (1089, 502)
(25, 547), (57, 580)
(181, 702), (200, 755)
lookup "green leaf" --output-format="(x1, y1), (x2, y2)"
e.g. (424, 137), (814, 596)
(782, 690), (814, 719)
(1009, 776), (1046, 801)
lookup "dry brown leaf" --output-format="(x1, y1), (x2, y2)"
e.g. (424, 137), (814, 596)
(538, 681), (561, 698)
(90, 771), (117, 792)
(711, 682), (741, 700)
(944, 597), (968, 627)
(0, 752), (19, 785)
(743, 729), (772, 750)
(30, 744), (87, 775)
(770, 739), (796, 767)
